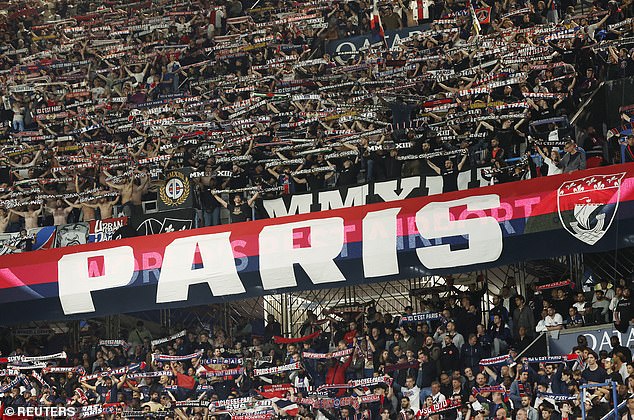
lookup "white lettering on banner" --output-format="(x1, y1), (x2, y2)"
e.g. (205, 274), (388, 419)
(332, 28), (424, 57)
(259, 218), (346, 290)
(363, 208), (400, 277)
(582, 328), (634, 352)
(458, 170), (488, 191)
(548, 324), (632, 355)
(318, 185), (368, 211)
(599, 331), (611, 350)
(58, 247), (135, 314)
(141, 252), (162, 284)
(55, 194), (514, 315)
(582, 333), (596, 350)
(415, 195), (503, 268)
(261, 174), (490, 218)
(425, 176), (444, 196)
(374, 178), (420, 202)
(263, 194), (312, 218)
(156, 233), (245, 303)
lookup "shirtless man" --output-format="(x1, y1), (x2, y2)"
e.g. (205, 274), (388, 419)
(72, 175), (98, 221)
(9, 204), (42, 230)
(105, 171), (149, 218)
(95, 196), (120, 219)
(64, 198), (97, 222)
(0, 209), (9, 233)
(47, 199), (74, 226)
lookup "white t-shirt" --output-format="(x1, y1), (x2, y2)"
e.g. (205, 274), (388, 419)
(543, 157), (563, 176)
(618, 364), (628, 382)
(544, 313), (563, 328)
(573, 302), (587, 313)
(129, 71), (146, 86)
(403, 385), (421, 411)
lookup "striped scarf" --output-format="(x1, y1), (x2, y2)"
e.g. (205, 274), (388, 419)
(479, 354), (514, 367)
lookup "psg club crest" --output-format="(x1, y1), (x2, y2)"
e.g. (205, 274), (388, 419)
(158, 169), (193, 211)
(557, 173), (625, 245)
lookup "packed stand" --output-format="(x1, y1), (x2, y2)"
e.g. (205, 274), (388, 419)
(1, 0), (634, 235)
(0, 277), (632, 419)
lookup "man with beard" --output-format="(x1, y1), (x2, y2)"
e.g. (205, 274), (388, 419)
(425, 153), (468, 194)
(141, 391), (165, 412)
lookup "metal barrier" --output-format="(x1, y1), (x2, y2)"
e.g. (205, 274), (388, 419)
(580, 381), (619, 420)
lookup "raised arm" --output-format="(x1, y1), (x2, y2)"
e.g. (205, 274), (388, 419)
(80, 379), (97, 392)
(9, 208), (27, 218)
(457, 152), (468, 171)
(213, 194), (228, 208)
(64, 199), (81, 209)
(426, 159), (442, 175)
(105, 178), (124, 190)
(247, 191), (260, 207)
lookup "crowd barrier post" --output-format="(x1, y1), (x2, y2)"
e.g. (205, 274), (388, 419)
(580, 381), (619, 420)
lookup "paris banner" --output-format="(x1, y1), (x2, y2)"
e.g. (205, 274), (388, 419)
(0, 164), (634, 324)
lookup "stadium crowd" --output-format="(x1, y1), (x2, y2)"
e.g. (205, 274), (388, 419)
(1, 0), (634, 233)
(0, 277), (632, 419)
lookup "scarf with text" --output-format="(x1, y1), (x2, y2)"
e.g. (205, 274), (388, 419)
(126, 370), (173, 379)
(200, 358), (243, 365)
(472, 385), (510, 402)
(536, 391), (577, 401)
(79, 362), (145, 381)
(230, 413), (274, 420)
(257, 384), (294, 399)
(415, 399), (462, 418)
(99, 340), (131, 350)
(523, 353), (583, 369)
(31, 371), (49, 387)
(0, 375), (26, 393)
(302, 348), (354, 359)
(399, 312), (443, 324)
(2, 352), (67, 363)
(253, 362), (302, 376)
(151, 330), (187, 347)
(73, 403), (125, 419)
(217, 399), (274, 411)
(42, 366), (86, 375)
(535, 279), (574, 291)
(316, 375), (393, 391)
(6, 362), (47, 370)
(0, 370), (19, 377)
(479, 354), (514, 367)
(349, 375), (394, 388)
(295, 394), (381, 410)
(152, 351), (203, 362)
(199, 367), (245, 377)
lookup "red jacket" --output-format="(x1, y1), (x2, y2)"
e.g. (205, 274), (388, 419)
(325, 356), (352, 396)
